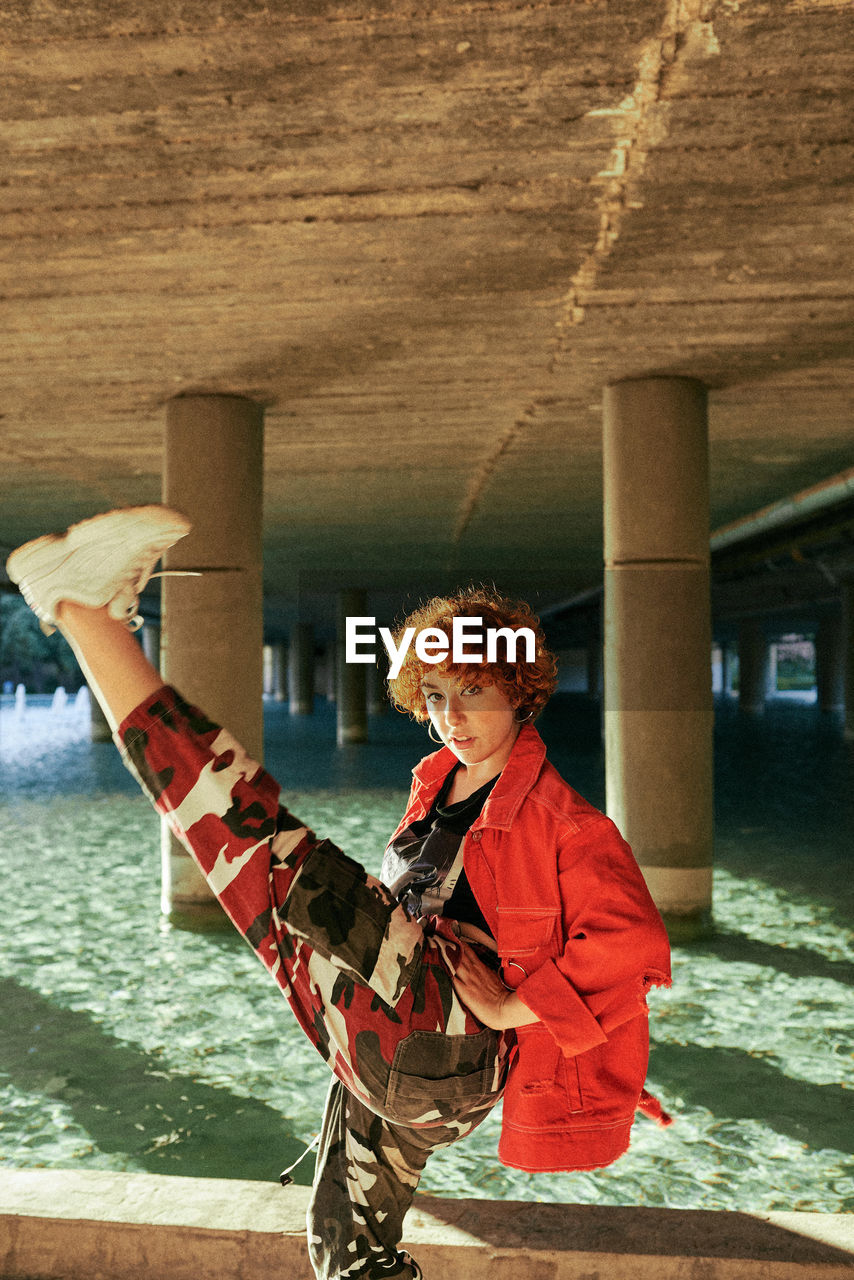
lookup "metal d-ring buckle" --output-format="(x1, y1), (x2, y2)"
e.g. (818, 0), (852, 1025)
(504, 960), (529, 979)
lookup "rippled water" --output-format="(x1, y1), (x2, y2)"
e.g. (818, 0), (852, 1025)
(0, 692), (852, 1212)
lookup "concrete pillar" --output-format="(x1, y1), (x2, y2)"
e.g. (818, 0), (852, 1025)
(367, 657), (390, 716)
(323, 642), (337, 702)
(738, 618), (772, 713)
(89, 691), (113, 742)
(161, 395), (265, 920)
(603, 377), (713, 934)
(816, 612), (845, 713)
(719, 641), (732, 696)
(288, 623), (314, 715)
(262, 643), (286, 700)
(272, 643), (287, 701)
(586, 633), (602, 700)
(711, 644), (723, 695)
(337, 590), (367, 745)
(140, 624), (161, 669)
(843, 585), (854, 739)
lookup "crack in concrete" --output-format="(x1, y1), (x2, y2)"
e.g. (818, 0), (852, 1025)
(452, 0), (722, 546)
(451, 407), (539, 544)
(553, 0), (721, 351)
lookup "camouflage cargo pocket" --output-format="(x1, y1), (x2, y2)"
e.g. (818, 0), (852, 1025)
(385, 1028), (501, 1125)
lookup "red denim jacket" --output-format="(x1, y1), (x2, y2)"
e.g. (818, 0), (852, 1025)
(386, 724), (671, 1172)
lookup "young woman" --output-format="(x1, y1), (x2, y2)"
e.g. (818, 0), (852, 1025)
(7, 505), (671, 1280)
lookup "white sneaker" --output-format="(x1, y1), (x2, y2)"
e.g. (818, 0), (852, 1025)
(5, 505), (192, 634)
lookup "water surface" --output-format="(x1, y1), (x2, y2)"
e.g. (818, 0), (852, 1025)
(1, 692), (851, 1212)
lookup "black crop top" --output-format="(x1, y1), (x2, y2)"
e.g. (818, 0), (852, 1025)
(381, 765), (496, 936)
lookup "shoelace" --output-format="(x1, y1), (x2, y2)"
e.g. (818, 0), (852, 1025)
(279, 1132), (321, 1186)
(123, 570), (203, 631)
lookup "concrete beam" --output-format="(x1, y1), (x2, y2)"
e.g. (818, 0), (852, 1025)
(1, 1170), (852, 1280)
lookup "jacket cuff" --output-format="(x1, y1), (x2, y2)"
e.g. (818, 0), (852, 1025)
(515, 959), (608, 1056)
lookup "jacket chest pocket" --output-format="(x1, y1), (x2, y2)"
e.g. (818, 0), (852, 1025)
(497, 908), (560, 989)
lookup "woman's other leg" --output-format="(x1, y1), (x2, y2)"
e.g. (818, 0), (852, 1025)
(309, 1076), (497, 1280)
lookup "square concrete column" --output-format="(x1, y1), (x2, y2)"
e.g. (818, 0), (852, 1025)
(603, 377), (713, 936)
(336, 589), (367, 744)
(161, 394), (265, 921)
(287, 622), (314, 715)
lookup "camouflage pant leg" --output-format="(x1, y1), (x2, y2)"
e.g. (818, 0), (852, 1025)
(116, 685), (509, 1121)
(308, 1074), (503, 1280)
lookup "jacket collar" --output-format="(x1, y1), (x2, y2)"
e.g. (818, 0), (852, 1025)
(411, 723), (546, 832)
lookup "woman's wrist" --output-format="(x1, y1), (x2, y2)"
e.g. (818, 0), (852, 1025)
(497, 990), (540, 1030)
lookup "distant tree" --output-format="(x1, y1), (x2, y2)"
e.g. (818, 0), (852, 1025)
(0, 594), (83, 692)
(775, 634), (816, 691)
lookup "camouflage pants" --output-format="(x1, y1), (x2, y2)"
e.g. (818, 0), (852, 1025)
(117, 686), (511, 1280)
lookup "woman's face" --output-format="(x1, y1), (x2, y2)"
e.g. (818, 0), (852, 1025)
(421, 670), (520, 780)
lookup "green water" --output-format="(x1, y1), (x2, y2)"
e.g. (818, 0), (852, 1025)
(0, 693), (851, 1211)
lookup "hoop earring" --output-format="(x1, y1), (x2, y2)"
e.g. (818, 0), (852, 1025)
(514, 708), (534, 723)
(427, 722), (443, 744)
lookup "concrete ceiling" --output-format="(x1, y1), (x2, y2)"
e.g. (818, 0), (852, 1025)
(1, 0), (853, 629)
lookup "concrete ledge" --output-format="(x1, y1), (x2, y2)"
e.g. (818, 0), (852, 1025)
(1, 1169), (852, 1279)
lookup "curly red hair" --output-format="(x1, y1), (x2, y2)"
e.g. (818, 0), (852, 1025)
(387, 585), (557, 722)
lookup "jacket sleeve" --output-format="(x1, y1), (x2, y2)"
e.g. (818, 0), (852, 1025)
(513, 814), (671, 1057)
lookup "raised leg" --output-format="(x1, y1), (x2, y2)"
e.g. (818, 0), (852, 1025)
(57, 601), (165, 730)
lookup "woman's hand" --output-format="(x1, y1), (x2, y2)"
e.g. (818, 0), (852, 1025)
(451, 940), (540, 1031)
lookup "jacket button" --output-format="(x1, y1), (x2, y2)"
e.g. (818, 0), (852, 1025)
(470, 830), (482, 842)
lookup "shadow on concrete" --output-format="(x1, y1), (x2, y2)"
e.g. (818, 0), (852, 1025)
(683, 928), (854, 988)
(0, 977), (309, 1183)
(647, 1040), (854, 1156)
(410, 1193), (854, 1265)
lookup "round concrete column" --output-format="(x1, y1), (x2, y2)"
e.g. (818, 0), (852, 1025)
(816, 611), (845, 714)
(161, 394), (265, 921)
(719, 641), (732, 696)
(368, 658), (390, 716)
(89, 690), (113, 741)
(337, 590), (367, 744)
(288, 623), (315, 715)
(586, 633), (602, 701)
(323, 642), (337, 702)
(271, 642), (287, 702)
(263, 642), (286, 701)
(603, 377), (713, 935)
(141, 623), (161, 669)
(738, 619), (772, 713)
(262, 644), (274, 696)
(843, 584), (854, 740)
